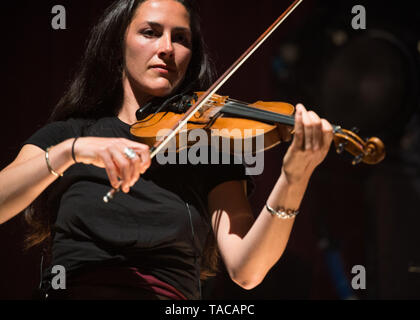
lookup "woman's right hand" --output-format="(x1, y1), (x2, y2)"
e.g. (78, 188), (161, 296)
(73, 137), (151, 193)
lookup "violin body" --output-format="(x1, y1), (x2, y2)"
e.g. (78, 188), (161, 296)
(130, 92), (296, 155)
(130, 92), (385, 164)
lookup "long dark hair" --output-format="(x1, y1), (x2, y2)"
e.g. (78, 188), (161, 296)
(25, 0), (218, 279)
(50, 0), (215, 121)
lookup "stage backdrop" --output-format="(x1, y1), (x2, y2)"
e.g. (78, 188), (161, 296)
(1, 0), (419, 299)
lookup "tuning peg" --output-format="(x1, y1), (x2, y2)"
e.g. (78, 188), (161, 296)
(336, 142), (347, 154)
(351, 127), (360, 134)
(352, 153), (364, 165)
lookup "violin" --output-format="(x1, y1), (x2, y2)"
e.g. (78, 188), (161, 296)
(130, 91), (385, 166)
(103, 0), (385, 202)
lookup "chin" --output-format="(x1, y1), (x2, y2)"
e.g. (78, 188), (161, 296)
(151, 87), (174, 97)
(138, 75), (184, 99)
(148, 82), (179, 97)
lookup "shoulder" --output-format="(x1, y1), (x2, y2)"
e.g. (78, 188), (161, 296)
(22, 117), (97, 151)
(31, 117), (95, 135)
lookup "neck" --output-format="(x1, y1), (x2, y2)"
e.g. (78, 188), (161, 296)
(118, 73), (152, 125)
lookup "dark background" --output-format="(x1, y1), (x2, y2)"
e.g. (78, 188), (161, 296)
(1, 0), (420, 299)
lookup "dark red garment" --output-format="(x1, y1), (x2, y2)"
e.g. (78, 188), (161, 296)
(48, 266), (187, 300)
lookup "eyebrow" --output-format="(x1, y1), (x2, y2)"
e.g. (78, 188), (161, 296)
(146, 21), (191, 33)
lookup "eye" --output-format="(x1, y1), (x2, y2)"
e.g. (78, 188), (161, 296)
(140, 28), (157, 38)
(173, 33), (191, 47)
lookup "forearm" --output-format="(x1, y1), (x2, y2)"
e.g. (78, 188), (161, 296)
(0, 139), (74, 223)
(215, 104), (333, 289)
(230, 172), (310, 288)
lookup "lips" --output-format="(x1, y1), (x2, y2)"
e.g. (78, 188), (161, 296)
(150, 64), (174, 72)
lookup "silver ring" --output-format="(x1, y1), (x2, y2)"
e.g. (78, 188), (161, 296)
(123, 147), (137, 160)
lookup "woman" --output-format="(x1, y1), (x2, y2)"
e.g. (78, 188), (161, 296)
(0, 0), (333, 300)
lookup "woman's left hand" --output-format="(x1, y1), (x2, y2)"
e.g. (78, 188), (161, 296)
(281, 103), (334, 184)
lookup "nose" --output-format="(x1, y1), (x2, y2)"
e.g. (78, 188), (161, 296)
(157, 33), (174, 58)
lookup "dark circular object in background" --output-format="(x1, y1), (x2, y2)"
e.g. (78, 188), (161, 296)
(321, 30), (419, 143)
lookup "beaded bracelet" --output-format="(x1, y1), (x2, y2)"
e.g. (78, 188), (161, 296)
(265, 203), (299, 219)
(45, 147), (63, 177)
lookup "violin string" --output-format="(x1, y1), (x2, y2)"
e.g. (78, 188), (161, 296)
(224, 98), (344, 132)
(221, 99), (295, 126)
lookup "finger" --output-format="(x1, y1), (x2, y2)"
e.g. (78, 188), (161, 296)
(300, 106), (313, 151)
(277, 124), (292, 142)
(293, 104), (304, 150)
(100, 151), (120, 189)
(321, 119), (334, 149)
(110, 148), (132, 193)
(308, 111), (322, 151)
(128, 151), (142, 187)
(139, 149), (151, 174)
(120, 145), (142, 187)
(119, 140), (151, 188)
(118, 143), (141, 187)
(126, 143), (151, 174)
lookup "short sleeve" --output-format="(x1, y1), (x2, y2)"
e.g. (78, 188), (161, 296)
(22, 119), (80, 151)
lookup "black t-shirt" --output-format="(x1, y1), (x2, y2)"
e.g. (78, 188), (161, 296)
(24, 116), (254, 299)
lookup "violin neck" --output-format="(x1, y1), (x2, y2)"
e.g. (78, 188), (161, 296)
(221, 100), (341, 133)
(221, 101), (295, 126)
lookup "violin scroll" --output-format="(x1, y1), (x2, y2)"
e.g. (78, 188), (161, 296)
(333, 127), (385, 165)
